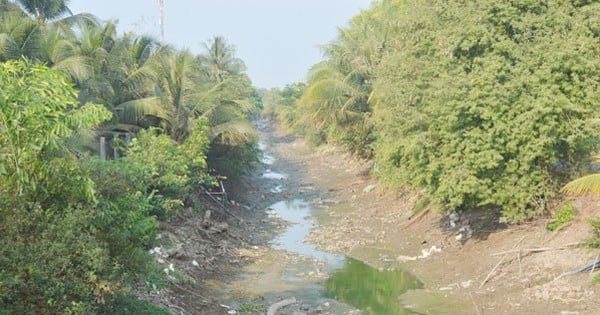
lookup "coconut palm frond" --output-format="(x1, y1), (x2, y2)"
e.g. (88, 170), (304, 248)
(52, 13), (98, 30)
(115, 97), (167, 126)
(562, 174), (600, 195)
(209, 119), (257, 146)
(0, 33), (20, 60)
(52, 55), (93, 82)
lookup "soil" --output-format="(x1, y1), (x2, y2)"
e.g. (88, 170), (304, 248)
(141, 119), (600, 314)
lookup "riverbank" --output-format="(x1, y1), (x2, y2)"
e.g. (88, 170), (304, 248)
(144, 119), (600, 314)
(266, 121), (600, 314)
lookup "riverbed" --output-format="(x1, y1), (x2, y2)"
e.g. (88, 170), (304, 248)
(215, 121), (432, 314)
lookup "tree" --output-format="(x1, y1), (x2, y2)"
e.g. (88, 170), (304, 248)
(371, 0), (600, 222)
(0, 59), (111, 200)
(14, 0), (72, 24)
(200, 35), (245, 82)
(295, 0), (403, 157)
(0, 59), (116, 313)
(0, 10), (43, 61)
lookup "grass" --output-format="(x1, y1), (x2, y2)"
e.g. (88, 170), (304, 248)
(546, 202), (574, 232)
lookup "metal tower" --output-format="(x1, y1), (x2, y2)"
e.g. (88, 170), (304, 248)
(157, 0), (164, 41)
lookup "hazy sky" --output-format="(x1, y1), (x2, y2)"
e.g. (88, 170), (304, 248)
(68, 0), (372, 88)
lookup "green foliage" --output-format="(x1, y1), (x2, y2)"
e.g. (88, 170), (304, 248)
(587, 218), (600, 248)
(261, 83), (305, 131)
(99, 294), (171, 315)
(546, 202), (574, 231)
(562, 174), (600, 195)
(181, 117), (215, 187)
(125, 128), (190, 218)
(207, 138), (260, 179)
(0, 6), (258, 314)
(82, 158), (159, 274)
(0, 206), (119, 314)
(238, 301), (267, 313)
(0, 59), (111, 202)
(371, 0), (600, 222)
(412, 197), (431, 215)
(0, 60), (118, 313)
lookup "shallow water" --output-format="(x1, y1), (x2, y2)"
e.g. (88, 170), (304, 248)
(269, 199), (344, 266)
(261, 169), (286, 180)
(252, 124), (425, 313)
(266, 197), (423, 314)
(325, 258), (422, 315)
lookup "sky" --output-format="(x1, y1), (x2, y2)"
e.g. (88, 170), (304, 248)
(68, 0), (372, 89)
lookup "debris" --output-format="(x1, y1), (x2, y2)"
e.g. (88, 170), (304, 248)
(420, 245), (442, 258)
(456, 225), (472, 241)
(555, 257), (600, 280)
(267, 297), (297, 315)
(449, 212), (460, 228)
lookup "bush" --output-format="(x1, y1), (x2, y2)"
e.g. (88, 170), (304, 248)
(83, 158), (161, 273)
(0, 206), (119, 314)
(372, 0), (600, 222)
(207, 139), (260, 179)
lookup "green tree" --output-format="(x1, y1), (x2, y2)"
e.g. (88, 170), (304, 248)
(0, 59), (116, 313)
(0, 59), (111, 200)
(15, 0), (72, 24)
(371, 0), (600, 221)
(295, 0), (403, 157)
(200, 35), (245, 82)
(0, 10), (43, 61)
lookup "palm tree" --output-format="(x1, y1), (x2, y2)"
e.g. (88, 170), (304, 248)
(200, 36), (245, 82)
(13, 0), (96, 28)
(114, 49), (199, 141)
(14, 0), (71, 24)
(0, 10), (43, 61)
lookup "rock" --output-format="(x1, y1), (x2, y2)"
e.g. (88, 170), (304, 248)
(460, 280), (473, 288)
(167, 247), (186, 259)
(363, 184), (376, 193)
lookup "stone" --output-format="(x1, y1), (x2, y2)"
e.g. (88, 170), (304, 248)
(363, 184), (376, 193)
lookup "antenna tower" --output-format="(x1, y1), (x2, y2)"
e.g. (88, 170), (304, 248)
(158, 0), (164, 41)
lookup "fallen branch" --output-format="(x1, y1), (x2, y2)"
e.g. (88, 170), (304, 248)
(480, 236), (525, 288)
(403, 209), (430, 229)
(202, 190), (243, 223)
(267, 297), (297, 315)
(490, 242), (582, 257)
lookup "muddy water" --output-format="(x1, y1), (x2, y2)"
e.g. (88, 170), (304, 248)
(233, 131), (424, 314)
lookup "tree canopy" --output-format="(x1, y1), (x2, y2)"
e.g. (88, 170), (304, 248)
(268, 0), (600, 222)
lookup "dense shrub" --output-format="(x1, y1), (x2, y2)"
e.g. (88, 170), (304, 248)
(0, 60), (117, 313)
(372, 0), (600, 222)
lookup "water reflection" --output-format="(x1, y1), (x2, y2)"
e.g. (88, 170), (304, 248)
(269, 199), (344, 265)
(262, 169), (286, 180)
(324, 258), (423, 315)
